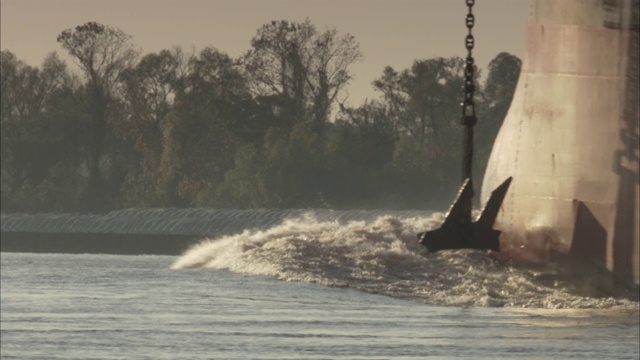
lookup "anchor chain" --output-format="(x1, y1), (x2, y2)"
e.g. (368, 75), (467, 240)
(461, 0), (477, 185)
(416, 0), (513, 253)
(462, 0), (476, 126)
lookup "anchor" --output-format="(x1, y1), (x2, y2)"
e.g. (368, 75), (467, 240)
(417, 0), (512, 252)
(418, 176), (512, 252)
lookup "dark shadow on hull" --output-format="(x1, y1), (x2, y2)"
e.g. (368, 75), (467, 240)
(612, 11), (639, 280)
(571, 201), (607, 265)
(528, 200), (638, 301)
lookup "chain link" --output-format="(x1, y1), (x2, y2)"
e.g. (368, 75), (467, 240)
(462, 0), (477, 126)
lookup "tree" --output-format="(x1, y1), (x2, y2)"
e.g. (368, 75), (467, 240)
(1, 50), (84, 211)
(115, 48), (187, 206)
(475, 52), (521, 183)
(373, 57), (468, 147)
(483, 52), (521, 115)
(1, 50), (41, 124)
(243, 19), (362, 126)
(373, 57), (475, 200)
(159, 47), (253, 206)
(326, 99), (399, 206)
(479, 52), (521, 142)
(1, 50), (43, 209)
(57, 21), (138, 211)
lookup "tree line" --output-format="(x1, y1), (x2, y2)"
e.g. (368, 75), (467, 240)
(0, 20), (521, 213)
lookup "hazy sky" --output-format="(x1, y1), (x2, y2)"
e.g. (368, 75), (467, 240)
(1, 0), (528, 106)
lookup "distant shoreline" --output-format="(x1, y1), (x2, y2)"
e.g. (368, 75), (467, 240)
(0, 232), (198, 255)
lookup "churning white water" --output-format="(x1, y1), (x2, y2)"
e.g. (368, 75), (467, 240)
(172, 212), (638, 309)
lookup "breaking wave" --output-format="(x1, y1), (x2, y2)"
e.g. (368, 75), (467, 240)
(172, 211), (639, 309)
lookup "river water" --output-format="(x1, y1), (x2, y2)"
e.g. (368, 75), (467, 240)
(1, 212), (639, 359)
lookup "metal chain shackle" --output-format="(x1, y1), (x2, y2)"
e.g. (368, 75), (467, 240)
(462, 0), (477, 126)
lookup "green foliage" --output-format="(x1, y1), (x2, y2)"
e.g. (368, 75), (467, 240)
(115, 48), (186, 207)
(212, 144), (270, 208)
(371, 57), (470, 204)
(56, 22), (139, 212)
(8, 179), (81, 212)
(1, 50), (87, 212)
(156, 47), (251, 206)
(2, 19), (520, 213)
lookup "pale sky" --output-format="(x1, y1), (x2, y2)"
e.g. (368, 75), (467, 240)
(1, 0), (528, 106)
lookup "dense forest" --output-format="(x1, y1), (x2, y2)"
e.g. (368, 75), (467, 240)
(0, 20), (521, 213)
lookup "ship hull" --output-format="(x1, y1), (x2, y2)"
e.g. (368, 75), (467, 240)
(481, 0), (639, 284)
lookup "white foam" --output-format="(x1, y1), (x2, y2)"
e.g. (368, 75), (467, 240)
(172, 212), (639, 309)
